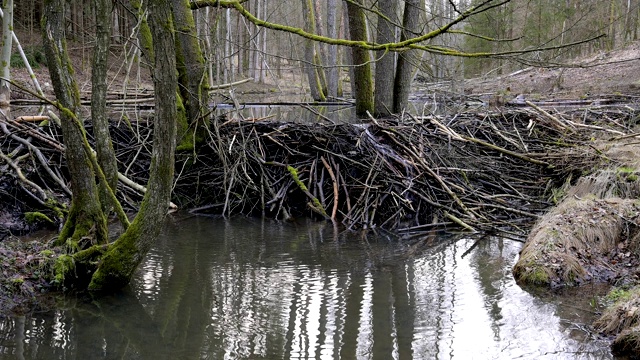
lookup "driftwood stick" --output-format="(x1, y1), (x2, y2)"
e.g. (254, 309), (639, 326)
(320, 156), (339, 221)
(334, 158), (351, 213)
(0, 122), (71, 196)
(461, 135), (549, 166)
(209, 78), (253, 91)
(563, 119), (625, 135)
(117, 172), (178, 209)
(0, 149), (48, 200)
(15, 115), (50, 123)
(3, 118), (64, 151)
(287, 165), (329, 219)
(525, 100), (573, 132)
(444, 212), (476, 232)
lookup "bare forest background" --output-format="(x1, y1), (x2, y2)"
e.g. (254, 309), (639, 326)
(10, 0), (640, 101)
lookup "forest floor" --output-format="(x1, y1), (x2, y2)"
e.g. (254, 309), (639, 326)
(457, 41), (640, 101)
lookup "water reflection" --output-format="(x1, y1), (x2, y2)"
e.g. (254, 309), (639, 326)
(0, 217), (613, 359)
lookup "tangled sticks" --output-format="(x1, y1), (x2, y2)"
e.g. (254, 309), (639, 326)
(1, 104), (636, 240)
(176, 104), (634, 239)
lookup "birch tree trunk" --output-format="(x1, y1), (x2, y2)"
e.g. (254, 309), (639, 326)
(0, 0), (13, 119)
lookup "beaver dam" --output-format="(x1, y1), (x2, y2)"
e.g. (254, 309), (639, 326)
(0, 101), (637, 240)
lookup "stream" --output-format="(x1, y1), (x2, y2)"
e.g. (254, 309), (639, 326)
(0, 216), (614, 359)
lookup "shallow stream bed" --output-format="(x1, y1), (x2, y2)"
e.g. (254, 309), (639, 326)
(0, 217), (615, 359)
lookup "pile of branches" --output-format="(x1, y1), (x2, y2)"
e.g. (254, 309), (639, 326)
(1, 104), (637, 240)
(173, 104), (636, 237)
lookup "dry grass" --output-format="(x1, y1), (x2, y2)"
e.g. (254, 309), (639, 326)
(567, 167), (640, 200)
(514, 191), (640, 286)
(595, 286), (640, 335)
(611, 325), (640, 358)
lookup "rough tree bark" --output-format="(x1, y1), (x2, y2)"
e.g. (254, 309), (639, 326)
(374, 0), (396, 117)
(345, 0), (373, 116)
(89, 0), (177, 291)
(42, 0), (109, 247)
(393, 0), (422, 113)
(130, 0), (154, 64)
(326, 0), (339, 98)
(92, 0), (118, 212)
(172, 0), (208, 149)
(301, 0), (325, 101)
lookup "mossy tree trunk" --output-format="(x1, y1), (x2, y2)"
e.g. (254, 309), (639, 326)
(172, 0), (208, 149)
(89, 0), (177, 291)
(42, 0), (109, 247)
(92, 0), (118, 213)
(130, 0), (155, 64)
(301, 0), (326, 101)
(345, 0), (373, 116)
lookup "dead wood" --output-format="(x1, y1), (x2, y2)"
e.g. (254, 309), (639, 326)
(1, 103), (637, 241)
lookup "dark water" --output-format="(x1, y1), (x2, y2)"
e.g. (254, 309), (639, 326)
(0, 217), (613, 359)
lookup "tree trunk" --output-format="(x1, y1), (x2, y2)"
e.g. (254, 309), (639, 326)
(89, 0), (177, 291)
(92, 0), (118, 213)
(130, 0), (154, 65)
(374, 0), (396, 117)
(326, 0), (338, 98)
(0, 0), (13, 119)
(42, 0), (108, 247)
(172, 0), (207, 148)
(393, 0), (421, 113)
(346, 0), (374, 116)
(301, 0), (325, 101)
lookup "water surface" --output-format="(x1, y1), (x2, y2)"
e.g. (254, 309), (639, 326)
(0, 217), (613, 359)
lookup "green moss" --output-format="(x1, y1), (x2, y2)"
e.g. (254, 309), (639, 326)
(287, 165), (328, 217)
(617, 166), (637, 174)
(603, 286), (636, 306)
(40, 250), (55, 258)
(88, 222), (142, 291)
(521, 267), (550, 285)
(616, 166), (639, 182)
(53, 254), (75, 285)
(175, 93), (194, 151)
(24, 212), (55, 225)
